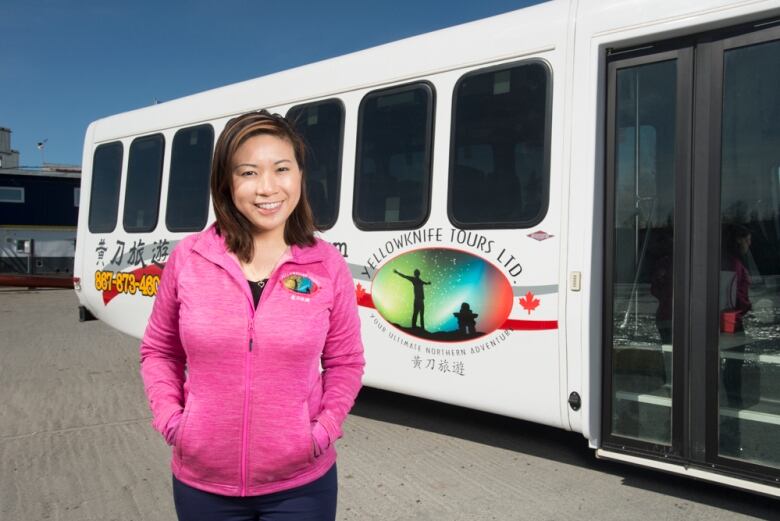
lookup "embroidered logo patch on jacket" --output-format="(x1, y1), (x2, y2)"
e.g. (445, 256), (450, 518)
(280, 273), (319, 295)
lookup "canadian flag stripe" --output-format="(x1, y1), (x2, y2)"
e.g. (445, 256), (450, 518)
(500, 318), (558, 330)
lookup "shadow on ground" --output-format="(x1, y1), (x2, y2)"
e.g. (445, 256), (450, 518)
(351, 387), (779, 520)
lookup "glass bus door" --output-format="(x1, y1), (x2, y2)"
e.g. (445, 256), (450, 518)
(605, 21), (780, 485)
(695, 26), (780, 478)
(604, 47), (692, 455)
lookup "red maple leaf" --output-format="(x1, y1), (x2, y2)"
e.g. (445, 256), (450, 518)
(355, 283), (367, 303)
(519, 291), (540, 314)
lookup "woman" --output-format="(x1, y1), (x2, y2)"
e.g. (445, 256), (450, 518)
(722, 224), (752, 332)
(139, 110), (365, 520)
(720, 224), (755, 449)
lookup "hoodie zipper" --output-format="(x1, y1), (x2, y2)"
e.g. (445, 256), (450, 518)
(240, 315), (253, 496)
(239, 264), (284, 496)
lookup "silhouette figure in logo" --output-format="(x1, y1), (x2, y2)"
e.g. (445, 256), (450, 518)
(394, 268), (430, 330)
(453, 302), (478, 335)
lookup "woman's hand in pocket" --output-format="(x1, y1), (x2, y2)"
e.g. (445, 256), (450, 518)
(311, 421), (330, 457)
(164, 410), (183, 446)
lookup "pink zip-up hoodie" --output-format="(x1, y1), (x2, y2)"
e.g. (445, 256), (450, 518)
(139, 224), (364, 496)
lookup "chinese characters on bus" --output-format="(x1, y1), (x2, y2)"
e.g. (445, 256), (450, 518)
(411, 355), (466, 376)
(93, 238), (172, 300)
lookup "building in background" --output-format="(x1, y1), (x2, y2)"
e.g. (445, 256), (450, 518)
(0, 127), (21, 169)
(0, 127), (81, 276)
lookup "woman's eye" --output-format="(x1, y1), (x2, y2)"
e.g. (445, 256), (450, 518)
(240, 170), (256, 176)
(277, 166), (289, 173)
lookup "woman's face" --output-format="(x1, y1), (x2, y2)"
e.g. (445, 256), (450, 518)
(231, 134), (301, 240)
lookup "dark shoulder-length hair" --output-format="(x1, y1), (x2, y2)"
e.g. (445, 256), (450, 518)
(210, 109), (316, 262)
(724, 223), (751, 260)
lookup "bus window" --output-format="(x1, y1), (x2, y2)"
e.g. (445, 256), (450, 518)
(287, 100), (344, 230)
(354, 83), (434, 230)
(449, 61), (551, 228)
(123, 134), (165, 233)
(166, 124), (214, 232)
(88, 142), (123, 233)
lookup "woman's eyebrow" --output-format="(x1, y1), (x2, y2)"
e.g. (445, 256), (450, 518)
(233, 158), (293, 171)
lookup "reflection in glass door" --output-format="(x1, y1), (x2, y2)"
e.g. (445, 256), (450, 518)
(717, 38), (780, 469)
(608, 57), (680, 446)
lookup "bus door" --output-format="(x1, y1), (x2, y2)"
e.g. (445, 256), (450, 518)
(603, 21), (780, 485)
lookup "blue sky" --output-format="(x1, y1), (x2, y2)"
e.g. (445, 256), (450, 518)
(2, 0), (540, 167)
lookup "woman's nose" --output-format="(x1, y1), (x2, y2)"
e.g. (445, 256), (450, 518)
(255, 171), (277, 194)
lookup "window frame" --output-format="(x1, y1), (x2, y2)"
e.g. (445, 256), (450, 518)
(286, 98), (346, 231)
(352, 81), (436, 231)
(165, 123), (214, 233)
(87, 141), (124, 234)
(0, 186), (24, 203)
(123, 133), (165, 233)
(447, 58), (553, 230)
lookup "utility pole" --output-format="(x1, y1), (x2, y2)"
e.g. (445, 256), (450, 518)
(37, 139), (47, 165)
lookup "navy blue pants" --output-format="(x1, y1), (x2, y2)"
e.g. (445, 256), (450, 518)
(172, 465), (337, 521)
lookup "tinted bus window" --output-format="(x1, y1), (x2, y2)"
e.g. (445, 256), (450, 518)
(354, 83), (434, 230)
(88, 142), (123, 233)
(124, 134), (164, 233)
(287, 100), (344, 230)
(166, 125), (214, 232)
(449, 61), (551, 228)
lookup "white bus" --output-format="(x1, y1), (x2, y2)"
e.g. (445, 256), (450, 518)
(73, 0), (780, 497)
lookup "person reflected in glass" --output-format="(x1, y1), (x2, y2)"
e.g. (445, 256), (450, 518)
(650, 230), (674, 345)
(394, 268), (430, 330)
(722, 224), (752, 332)
(720, 224), (755, 454)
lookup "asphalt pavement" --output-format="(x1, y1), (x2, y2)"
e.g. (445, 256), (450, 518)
(0, 288), (777, 520)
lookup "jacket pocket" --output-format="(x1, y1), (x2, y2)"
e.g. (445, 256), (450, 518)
(174, 394), (192, 462)
(248, 400), (314, 484)
(305, 400), (316, 461)
(178, 394), (242, 486)
(306, 379), (323, 422)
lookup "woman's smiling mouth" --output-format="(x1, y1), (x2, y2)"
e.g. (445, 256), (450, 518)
(254, 201), (283, 212)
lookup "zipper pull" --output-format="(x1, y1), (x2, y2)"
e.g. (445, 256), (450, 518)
(248, 319), (254, 352)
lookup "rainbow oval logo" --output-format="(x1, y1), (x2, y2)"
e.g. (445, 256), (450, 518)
(281, 273), (319, 294)
(371, 248), (513, 342)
